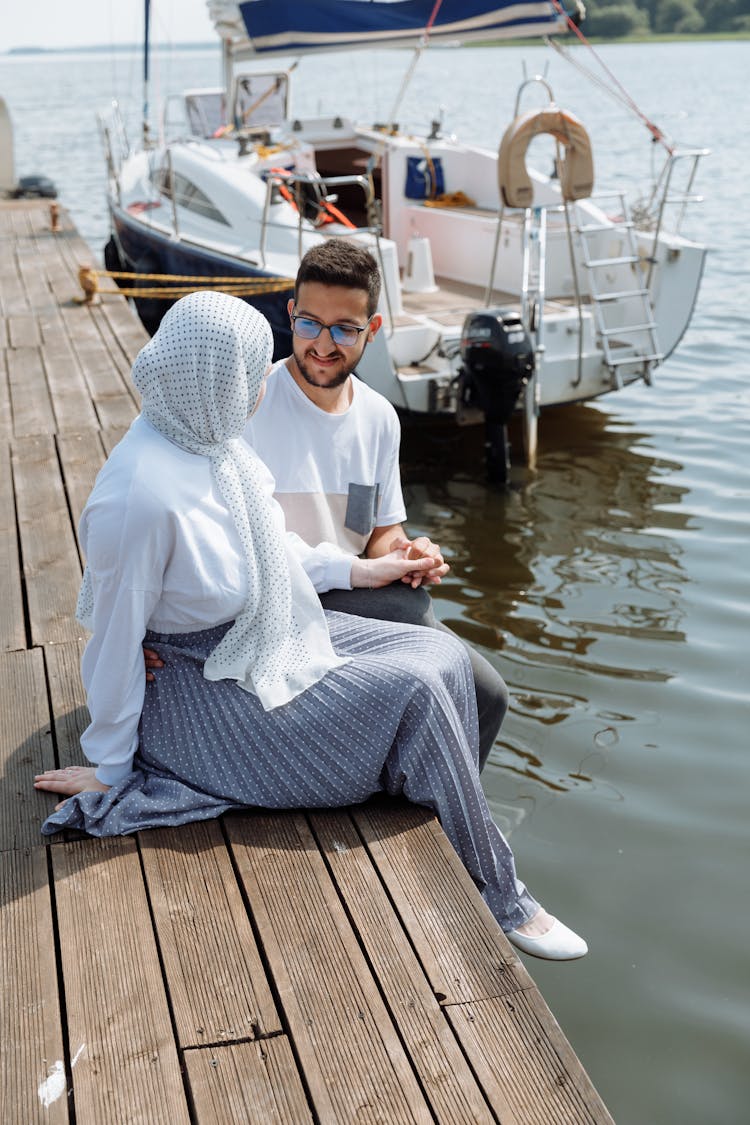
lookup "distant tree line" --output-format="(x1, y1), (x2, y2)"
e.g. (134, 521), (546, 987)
(582, 0), (750, 37)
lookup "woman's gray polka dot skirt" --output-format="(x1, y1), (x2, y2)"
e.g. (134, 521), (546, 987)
(42, 611), (537, 931)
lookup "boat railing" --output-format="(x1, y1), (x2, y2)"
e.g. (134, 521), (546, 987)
(258, 170), (394, 330)
(640, 147), (709, 288)
(97, 101), (131, 186)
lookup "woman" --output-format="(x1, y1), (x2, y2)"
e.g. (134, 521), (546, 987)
(34, 291), (586, 960)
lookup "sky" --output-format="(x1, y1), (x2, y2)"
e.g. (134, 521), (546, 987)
(1, 0), (217, 53)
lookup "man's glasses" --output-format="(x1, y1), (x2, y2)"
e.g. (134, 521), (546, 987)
(291, 311), (372, 348)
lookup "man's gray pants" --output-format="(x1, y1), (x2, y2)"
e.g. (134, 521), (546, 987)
(319, 584), (508, 772)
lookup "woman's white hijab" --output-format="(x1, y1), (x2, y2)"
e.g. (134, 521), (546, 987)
(78, 290), (346, 709)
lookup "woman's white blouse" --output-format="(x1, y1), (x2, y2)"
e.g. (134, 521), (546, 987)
(79, 416), (354, 785)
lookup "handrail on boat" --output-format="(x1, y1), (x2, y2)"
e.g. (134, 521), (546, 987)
(643, 147), (709, 288)
(258, 169), (396, 334)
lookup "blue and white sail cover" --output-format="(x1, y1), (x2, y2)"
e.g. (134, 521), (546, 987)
(227, 1), (568, 55)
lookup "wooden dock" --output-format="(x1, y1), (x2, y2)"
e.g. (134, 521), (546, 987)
(0, 199), (614, 1124)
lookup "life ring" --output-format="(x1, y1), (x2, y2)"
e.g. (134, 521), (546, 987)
(498, 107), (594, 208)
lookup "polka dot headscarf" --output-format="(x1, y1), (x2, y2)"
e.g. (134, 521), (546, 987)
(78, 291), (346, 709)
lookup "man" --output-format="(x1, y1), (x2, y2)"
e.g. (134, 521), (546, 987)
(243, 239), (509, 770)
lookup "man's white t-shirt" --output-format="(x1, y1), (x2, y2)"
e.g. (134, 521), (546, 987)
(244, 361), (407, 555)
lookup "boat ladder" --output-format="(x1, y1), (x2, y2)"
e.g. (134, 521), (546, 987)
(576, 191), (662, 388)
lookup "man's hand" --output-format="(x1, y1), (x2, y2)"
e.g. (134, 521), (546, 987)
(144, 646), (164, 682)
(388, 534), (449, 587)
(34, 765), (111, 811)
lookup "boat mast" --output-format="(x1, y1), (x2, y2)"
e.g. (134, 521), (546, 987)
(385, 0), (444, 131)
(142, 0), (151, 146)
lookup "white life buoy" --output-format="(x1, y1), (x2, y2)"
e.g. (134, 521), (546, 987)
(498, 106), (594, 208)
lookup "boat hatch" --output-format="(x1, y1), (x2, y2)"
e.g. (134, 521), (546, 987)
(232, 71), (291, 131)
(163, 89), (227, 141)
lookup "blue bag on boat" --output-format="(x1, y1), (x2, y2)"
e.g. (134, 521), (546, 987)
(404, 155), (445, 200)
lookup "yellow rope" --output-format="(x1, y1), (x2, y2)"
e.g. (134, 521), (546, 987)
(423, 190), (476, 209)
(97, 267), (294, 285)
(76, 265), (294, 304)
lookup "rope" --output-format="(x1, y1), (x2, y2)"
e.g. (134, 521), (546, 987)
(548, 1), (674, 155)
(76, 265), (294, 304)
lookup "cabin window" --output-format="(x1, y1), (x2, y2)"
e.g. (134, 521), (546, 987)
(156, 168), (230, 226)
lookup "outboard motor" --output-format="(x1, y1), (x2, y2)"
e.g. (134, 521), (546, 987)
(459, 308), (534, 483)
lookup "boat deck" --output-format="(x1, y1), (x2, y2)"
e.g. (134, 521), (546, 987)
(0, 198), (614, 1124)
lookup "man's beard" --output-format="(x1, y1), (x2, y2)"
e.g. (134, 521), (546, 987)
(295, 350), (354, 389)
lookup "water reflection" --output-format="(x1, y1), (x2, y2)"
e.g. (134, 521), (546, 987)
(400, 401), (692, 795)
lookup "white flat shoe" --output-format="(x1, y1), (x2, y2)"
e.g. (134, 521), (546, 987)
(507, 917), (588, 961)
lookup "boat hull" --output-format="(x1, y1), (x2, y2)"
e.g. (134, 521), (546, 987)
(111, 208), (294, 357)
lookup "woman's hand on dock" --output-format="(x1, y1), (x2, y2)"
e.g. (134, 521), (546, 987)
(33, 765), (111, 810)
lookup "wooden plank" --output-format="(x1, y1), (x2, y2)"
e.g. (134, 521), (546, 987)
(31, 215), (82, 310)
(0, 649), (56, 853)
(0, 846), (68, 1125)
(6, 347), (56, 437)
(0, 243), (29, 316)
(56, 431), (106, 553)
(310, 809), (496, 1124)
(8, 315), (41, 349)
(38, 312), (100, 433)
(101, 425), (130, 455)
(0, 441), (26, 651)
(58, 303), (138, 431)
(353, 800), (532, 1004)
(51, 836), (191, 1125)
(15, 230), (52, 308)
(446, 991), (616, 1125)
(184, 1039), (313, 1125)
(44, 640), (88, 769)
(12, 434), (83, 645)
(98, 297), (149, 370)
(139, 821), (281, 1048)
(227, 811), (432, 1124)
(0, 350), (11, 436)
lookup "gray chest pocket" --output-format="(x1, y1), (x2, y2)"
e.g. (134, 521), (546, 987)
(344, 482), (381, 537)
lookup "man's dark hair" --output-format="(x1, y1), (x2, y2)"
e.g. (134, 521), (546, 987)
(295, 239), (382, 317)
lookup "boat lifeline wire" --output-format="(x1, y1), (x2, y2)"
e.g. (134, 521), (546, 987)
(548, 0), (675, 155)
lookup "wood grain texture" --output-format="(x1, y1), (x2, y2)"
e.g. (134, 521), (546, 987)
(51, 836), (191, 1125)
(44, 640), (88, 770)
(6, 347), (56, 437)
(227, 810), (432, 1124)
(311, 808), (495, 1124)
(0, 847), (68, 1125)
(56, 431), (106, 555)
(184, 1038), (313, 1124)
(139, 820), (281, 1048)
(446, 991), (616, 1125)
(0, 648), (56, 853)
(0, 440), (26, 651)
(354, 800), (533, 1004)
(12, 434), (84, 645)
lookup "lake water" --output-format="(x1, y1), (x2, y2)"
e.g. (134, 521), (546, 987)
(2, 38), (749, 1125)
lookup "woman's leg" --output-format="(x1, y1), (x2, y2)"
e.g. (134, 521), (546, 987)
(373, 626), (538, 933)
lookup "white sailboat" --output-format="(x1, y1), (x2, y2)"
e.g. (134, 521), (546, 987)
(100, 0), (708, 475)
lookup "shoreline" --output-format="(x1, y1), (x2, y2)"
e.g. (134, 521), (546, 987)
(3, 32), (749, 57)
